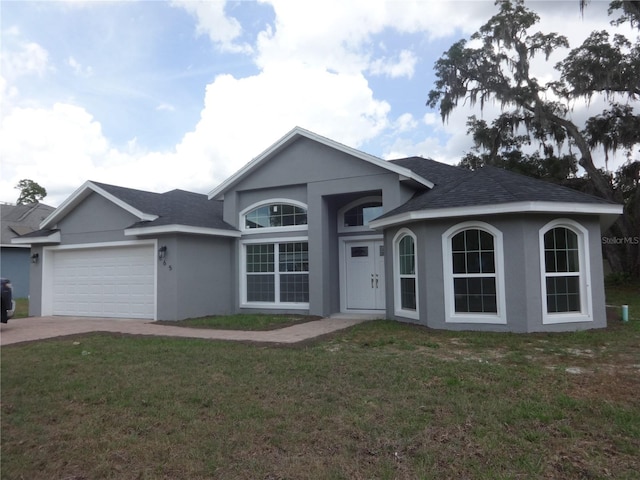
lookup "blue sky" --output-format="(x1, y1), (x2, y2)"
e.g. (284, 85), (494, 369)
(1, 0), (624, 206)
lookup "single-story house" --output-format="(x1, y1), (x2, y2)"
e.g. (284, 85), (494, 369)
(1, 202), (56, 297)
(15, 127), (622, 332)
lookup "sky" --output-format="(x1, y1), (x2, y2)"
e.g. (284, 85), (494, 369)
(1, 0), (633, 207)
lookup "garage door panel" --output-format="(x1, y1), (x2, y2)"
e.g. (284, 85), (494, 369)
(51, 245), (155, 319)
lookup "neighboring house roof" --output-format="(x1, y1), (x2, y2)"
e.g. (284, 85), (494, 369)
(1, 203), (56, 247)
(370, 159), (623, 229)
(208, 126), (434, 200)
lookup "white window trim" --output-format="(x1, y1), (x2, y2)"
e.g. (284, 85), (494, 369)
(539, 219), (593, 324)
(239, 199), (308, 235)
(240, 236), (309, 310)
(393, 228), (419, 320)
(337, 196), (383, 233)
(442, 221), (507, 324)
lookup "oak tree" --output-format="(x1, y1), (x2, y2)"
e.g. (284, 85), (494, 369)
(427, 0), (639, 277)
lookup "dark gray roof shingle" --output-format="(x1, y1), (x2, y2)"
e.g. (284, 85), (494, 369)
(1, 203), (56, 244)
(92, 182), (236, 232)
(381, 158), (618, 219)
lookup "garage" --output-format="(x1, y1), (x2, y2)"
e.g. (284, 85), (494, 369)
(47, 243), (156, 319)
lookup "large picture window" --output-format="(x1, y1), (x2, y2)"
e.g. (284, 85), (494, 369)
(442, 222), (506, 324)
(394, 229), (418, 318)
(539, 220), (592, 324)
(245, 241), (309, 306)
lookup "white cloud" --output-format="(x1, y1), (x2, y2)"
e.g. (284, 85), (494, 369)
(369, 50), (417, 79)
(1, 0), (632, 208)
(175, 63), (391, 181)
(170, 0), (252, 54)
(1, 36), (49, 80)
(393, 113), (418, 133)
(0, 102), (214, 206)
(67, 56), (93, 77)
(156, 103), (176, 112)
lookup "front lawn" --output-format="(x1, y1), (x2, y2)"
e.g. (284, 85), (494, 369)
(156, 313), (321, 330)
(2, 294), (639, 479)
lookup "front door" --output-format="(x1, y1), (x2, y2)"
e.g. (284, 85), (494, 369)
(344, 240), (385, 310)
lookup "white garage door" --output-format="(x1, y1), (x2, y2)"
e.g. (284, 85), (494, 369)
(51, 244), (155, 319)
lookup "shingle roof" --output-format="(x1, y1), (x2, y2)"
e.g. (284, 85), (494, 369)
(1, 203), (56, 244)
(380, 158), (618, 219)
(91, 182), (236, 232)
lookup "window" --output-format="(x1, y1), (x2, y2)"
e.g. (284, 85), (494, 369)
(539, 220), (592, 324)
(442, 222), (506, 324)
(244, 241), (309, 306)
(241, 200), (308, 233)
(245, 203), (307, 229)
(344, 202), (383, 227)
(394, 229), (418, 318)
(338, 196), (383, 232)
(452, 229), (496, 313)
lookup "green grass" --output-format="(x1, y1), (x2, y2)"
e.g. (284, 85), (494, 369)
(604, 281), (640, 321)
(2, 285), (639, 479)
(12, 298), (29, 319)
(156, 313), (320, 330)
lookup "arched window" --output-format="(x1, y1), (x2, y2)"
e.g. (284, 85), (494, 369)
(245, 203), (307, 229)
(338, 196), (383, 232)
(394, 229), (418, 319)
(241, 200), (308, 232)
(442, 222), (506, 324)
(539, 220), (592, 324)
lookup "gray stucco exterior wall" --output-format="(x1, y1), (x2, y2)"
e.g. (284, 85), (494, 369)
(57, 193), (140, 244)
(156, 234), (235, 321)
(384, 214), (607, 333)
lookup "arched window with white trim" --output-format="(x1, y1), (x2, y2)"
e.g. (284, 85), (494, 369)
(239, 199), (309, 308)
(394, 229), (418, 319)
(240, 200), (308, 234)
(442, 222), (506, 324)
(539, 219), (592, 324)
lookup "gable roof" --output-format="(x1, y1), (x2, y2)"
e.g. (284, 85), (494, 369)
(34, 181), (238, 239)
(1, 203), (56, 247)
(208, 126), (434, 200)
(370, 159), (623, 229)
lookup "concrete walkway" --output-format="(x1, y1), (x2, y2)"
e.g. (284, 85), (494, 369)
(0, 315), (376, 346)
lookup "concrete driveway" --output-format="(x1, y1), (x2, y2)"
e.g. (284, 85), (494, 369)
(0, 315), (375, 346)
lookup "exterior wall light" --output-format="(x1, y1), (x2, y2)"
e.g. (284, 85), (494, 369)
(158, 246), (167, 261)
(31, 253), (39, 264)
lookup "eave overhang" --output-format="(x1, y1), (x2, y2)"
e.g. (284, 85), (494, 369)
(125, 224), (241, 238)
(369, 201), (624, 230)
(11, 231), (62, 245)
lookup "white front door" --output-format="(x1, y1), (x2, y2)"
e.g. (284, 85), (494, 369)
(344, 240), (385, 310)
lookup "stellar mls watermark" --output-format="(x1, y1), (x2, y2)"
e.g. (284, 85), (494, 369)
(602, 236), (640, 245)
